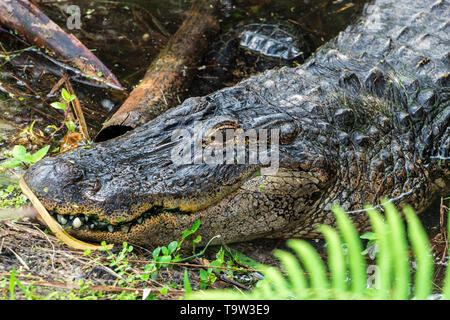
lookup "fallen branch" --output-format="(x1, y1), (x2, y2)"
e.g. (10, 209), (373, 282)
(0, 0), (123, 90)
(96, 0), (221, 141)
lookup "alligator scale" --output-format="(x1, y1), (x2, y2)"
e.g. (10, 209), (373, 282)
(24, 0), (449, 246)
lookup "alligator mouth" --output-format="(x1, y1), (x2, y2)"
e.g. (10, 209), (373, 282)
(48, 206), (189, 234)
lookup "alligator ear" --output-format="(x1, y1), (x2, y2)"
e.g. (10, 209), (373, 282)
(277, 139), (338, 189)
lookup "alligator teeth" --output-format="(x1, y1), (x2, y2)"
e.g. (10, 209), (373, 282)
(89, 224), (95, 230)
(57, 214), (68, 225)
(72, 217), (83, 229)
(137, 218), (143, 224)
(98, 222), (109, 229)
(107, 225), (114, 233)
(121, 225), (130, 233)
(84, 216), (89, 222)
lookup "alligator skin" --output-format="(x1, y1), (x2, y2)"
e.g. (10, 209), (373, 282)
(24, 0), (449, 246)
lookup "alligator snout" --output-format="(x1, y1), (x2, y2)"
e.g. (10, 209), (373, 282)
(24, 157), (84, 197)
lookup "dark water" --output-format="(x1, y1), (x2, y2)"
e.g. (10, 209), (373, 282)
(0, 0), (369, 133)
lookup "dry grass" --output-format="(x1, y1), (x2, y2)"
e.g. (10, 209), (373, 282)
(0, 218), (189, 300)
(0, 216), (267, 300)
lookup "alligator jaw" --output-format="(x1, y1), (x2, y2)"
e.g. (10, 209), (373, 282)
(48, 205), (188, 233)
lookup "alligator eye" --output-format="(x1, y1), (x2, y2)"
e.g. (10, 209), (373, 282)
(55, 161), (84, 183)
(205, 120), (240, 138)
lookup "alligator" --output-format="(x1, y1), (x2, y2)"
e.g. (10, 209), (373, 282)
(23, 0), (449, 247)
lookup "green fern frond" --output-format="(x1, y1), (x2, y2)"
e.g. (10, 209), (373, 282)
(186, 203), (447, 300)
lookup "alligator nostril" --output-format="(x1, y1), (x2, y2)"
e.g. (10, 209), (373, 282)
(23, 158), (84, 195)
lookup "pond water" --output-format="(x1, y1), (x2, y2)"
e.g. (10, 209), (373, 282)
(0, 0), (369, 134)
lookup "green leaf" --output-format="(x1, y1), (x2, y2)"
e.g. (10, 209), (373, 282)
(0, 159), (22, 168)
(50, 101), (67, 111)
(61, 88), (71, 102)
(12, 145), (27, 162)
(360, 232), (377, 240)
(65, 120), (76, 133)
(384, 201), (410, 300)
(318, 225), (347, 298)
(199, 269), (208, 289)
(366, 205), (391, 299)
(443, 210), (450, 299)
(259, 266), (291, 299)
(159, 255), (172, 267)
(9, 266), (16, 300)
(159, 287), (168, 295)
(182, 230), (193, 240)
(273, 249), (308, 299)
(31, 145), (50, 163)
(183, 269), (192, 295)
(61, 88), (76, 103)
(404, 205), (433, 300)
(287, 239), (329, 299)
(46, 125), (58, 131)
(152, 247), (161, 259)
(332, 205), (367, 297)
(168, 241), (178, 254)
(199, 269), (208, 280)
(191, 219), (201, 233)
(207, 260), (222, 274)
(193, 235), (202, 244)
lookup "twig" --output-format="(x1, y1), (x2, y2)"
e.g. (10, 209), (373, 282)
(191, 258), (251, 291)
(64, 79), (91, 142)
(48, 74), (69, 97)
(6, 246), (30, 270)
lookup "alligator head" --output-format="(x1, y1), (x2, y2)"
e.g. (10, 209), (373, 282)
(24, 83), (339, 245)
(24, 0), (449, 246)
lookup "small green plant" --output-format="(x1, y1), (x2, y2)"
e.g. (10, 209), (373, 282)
(180, 219), (202, 254)
(49, 88), (77, 135)
(50, 88), (76, 111)
(0, 145), (50, 168)
(100, 241), (136, 286)
(149, 219), (203, 276)
(361, 232), (378, 259)
(8, 267), (35, 300)
(187, 202), (448, 300)
(0, 184), (26, 208)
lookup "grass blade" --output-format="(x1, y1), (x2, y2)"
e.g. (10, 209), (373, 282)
(318, 225), (347, 298)
(384, 201), (410, 299)
(273, 249), (308, 299)
(366, 206), (392, 299)
(332, 205), (367, 297)
(287, 239), (329, 299)
(403, 205), (433, 299)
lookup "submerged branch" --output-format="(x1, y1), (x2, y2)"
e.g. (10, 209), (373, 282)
(0, 0), (123, 90)
(96, 0), (221, 141)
